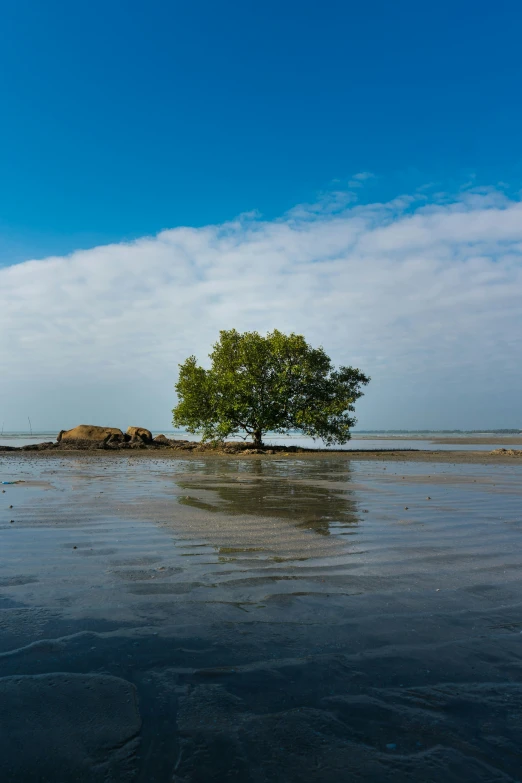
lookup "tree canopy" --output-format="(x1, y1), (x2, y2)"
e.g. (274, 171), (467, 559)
(172, 329), (370, 447)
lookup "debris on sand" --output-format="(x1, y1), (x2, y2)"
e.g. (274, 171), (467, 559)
(491, 448), (522, 456)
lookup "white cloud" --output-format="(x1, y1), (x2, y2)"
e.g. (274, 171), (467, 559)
(347, 171), (376, 187)
(1, 187), (521, 431)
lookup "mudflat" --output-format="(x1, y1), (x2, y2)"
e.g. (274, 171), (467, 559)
(1, 454), (522, 781)
(354, 435), (522, 445)
(1, 447), (522, 463)
(419, 436), (522, 445)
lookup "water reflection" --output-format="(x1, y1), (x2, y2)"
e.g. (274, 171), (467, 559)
(175, 458), (360, 536)
(2, 456), (522, 781)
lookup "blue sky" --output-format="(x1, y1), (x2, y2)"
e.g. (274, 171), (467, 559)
(1, 0), (522, 262)
(1, 1), (522, 432)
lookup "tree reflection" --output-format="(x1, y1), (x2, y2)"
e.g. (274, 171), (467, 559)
(176, 458), (360, 536)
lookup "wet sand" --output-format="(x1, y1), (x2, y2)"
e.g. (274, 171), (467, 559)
(427, 436), (522, 445)
(1, 454), (522, 781)
(2, 447), (522, 464)
(354, 435), (522, 445)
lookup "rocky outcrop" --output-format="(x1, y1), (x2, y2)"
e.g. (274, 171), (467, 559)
(153, 434), (171, 445)
(0, 425), (290, 454)
(58, 425), (125, 444)
(21, 442), (56, 451)
(126, 426), (153, 443)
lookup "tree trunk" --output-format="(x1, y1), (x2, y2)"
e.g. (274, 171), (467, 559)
(253, 429), (263, 448)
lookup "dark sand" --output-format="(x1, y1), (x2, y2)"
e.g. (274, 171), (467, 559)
(1, 454), (522, 781)
(354, 435), (522, 445)
(2, 447), (522, 463)
(425, 436), (522, 445)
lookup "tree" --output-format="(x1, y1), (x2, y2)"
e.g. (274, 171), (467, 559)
(172, 329), (370, 448)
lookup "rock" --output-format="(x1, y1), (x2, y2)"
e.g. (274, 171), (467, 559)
(59, 425), (125, 443)
(106, 433), (127, 446)
(127, 426), (153, 443)
(21, 442), (55, 451)
(57, 440), (106, 451)
(153, 434), (171, 445)
(167, 439), (195, 450)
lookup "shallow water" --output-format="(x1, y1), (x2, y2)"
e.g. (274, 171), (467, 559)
(1, 454), (522, 781)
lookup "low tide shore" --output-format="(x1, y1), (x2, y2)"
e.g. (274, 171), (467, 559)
(1, 447), (521, 464)
(355, 435), (522, 445)
(1, 453), (522, 781)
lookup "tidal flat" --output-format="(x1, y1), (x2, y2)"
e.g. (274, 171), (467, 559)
(1, 453), (522, 782)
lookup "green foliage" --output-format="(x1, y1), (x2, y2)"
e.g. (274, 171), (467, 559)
(172, 329), (370, 446)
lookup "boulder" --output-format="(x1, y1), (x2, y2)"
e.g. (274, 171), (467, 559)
(126, 426), (153, 443)
(153, 434), (171, 445)
(58, 425), (125, 443)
